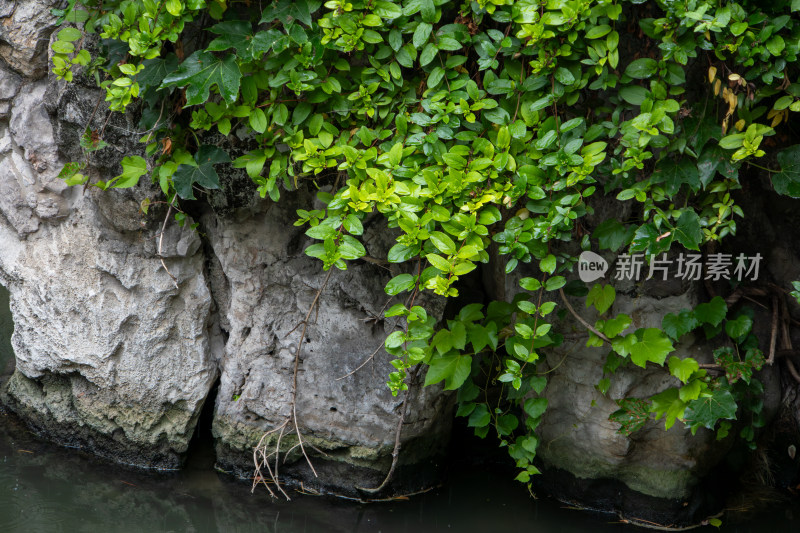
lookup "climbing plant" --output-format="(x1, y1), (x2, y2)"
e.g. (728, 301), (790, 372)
(51, 0), (800, 495)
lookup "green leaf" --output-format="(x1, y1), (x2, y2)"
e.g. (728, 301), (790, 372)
(206, 20), (254, 56)
(420, 43), (437, 66)
(629, 328), (674, 368)
(773, 145), (800, 197)
(593, 219), (631, 251)
(684, 388), (738, 433)
(625, 58), (658, 79)
(112, 156), (147, 188)
(162, 51), (242, 105)
(668, 356), (699, 384)
(58, 27), (83, 42)
(649, 388), (686, 430)
(468, 403), (490, 427)
(725, 314), (752, 340)
(172, 145), (230, 199)
(661, 310), (699, 341)
(385, 274), (415, 295)
(618, 86), (649, 106)
(413, 22), (432, 49)
(603, 314), (631, 338)
(429, 231), (456, 255)
(523, 397), (548, 419)
(673, 210), (703, 251)
(520, 277), (541, 291)
(586, 283), (615, 314)
(694, 297), (727, 327)
(496, 414), (519, 435)
(540, 254), (556, 274)
(424, 353), (472, 390)
(249, 108), (267, 133)
(652, 158), (701, 196)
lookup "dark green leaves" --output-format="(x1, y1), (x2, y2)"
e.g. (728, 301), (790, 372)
(593, 219), (632, 251)
(672, 210), (703, 251)
(684, 388), (738, 434)
(662, 310), (699, 341)
(162, 51), (241, 105)
(773, 145), (800, 197)
(694, 297), (727, 327)
(173, 145), (231, 199)
(652, 158), (701, 196)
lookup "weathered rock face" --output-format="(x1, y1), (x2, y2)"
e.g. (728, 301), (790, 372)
(203, 196), (450, 494)
(0, 1), (60, 78)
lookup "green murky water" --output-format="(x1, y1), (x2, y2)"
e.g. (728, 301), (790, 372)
(0, 285), (13, 375)
(1, 286), (799, 532)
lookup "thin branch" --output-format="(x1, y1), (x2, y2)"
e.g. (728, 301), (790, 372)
(559, 288), (611, 343)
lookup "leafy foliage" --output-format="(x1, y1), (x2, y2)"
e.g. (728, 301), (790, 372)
(51, 0), (800, 488)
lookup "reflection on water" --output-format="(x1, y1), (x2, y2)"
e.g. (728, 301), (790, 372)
(0, 286), (799, 532)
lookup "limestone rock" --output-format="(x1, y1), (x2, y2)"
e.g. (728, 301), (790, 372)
(204, 194), (452, 495)
(0, 192), (215, 468)
(0, 0), (60, 78)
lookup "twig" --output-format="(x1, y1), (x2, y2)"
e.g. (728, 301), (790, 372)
(157, 204), (179, 289)
(559, 288), (611, 343)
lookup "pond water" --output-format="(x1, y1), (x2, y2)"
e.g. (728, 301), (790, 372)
(0, 285), (799, 532)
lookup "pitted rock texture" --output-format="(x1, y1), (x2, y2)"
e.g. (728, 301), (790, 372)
(0, 0), (61, 78)
(204, 197), (451, 495)
(0, 189), (215, 468)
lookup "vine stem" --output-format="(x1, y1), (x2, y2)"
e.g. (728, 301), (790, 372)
(558, 287), (611, 343)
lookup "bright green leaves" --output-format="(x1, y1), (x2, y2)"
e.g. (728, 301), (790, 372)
(668, 356), (699, 384)
(586, 283), (615, 314)
(424, 353), (472, 390)
(629, 328), (674, 368)
(95, 156), (148, 190)
(172, 146), (231, 199)
(649, 388), (687, 430)
(162, 51), (242, 105)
